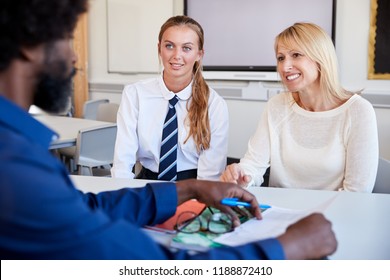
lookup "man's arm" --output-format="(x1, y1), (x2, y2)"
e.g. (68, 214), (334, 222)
(81, 182), (178, 226)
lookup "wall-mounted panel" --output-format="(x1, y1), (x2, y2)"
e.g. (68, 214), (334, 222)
(107, 0), (174, 74)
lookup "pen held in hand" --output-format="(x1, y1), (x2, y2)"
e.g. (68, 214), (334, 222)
(221, 198), (271, 210)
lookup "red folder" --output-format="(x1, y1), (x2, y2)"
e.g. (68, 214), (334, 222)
(153, 200), (206, 231)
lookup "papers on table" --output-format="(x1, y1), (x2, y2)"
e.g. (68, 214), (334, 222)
(145, 195), (335, 252)
(214, 206), (310, 247)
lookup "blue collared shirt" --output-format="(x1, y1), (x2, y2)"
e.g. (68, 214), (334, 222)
(0, 96), (284, 259)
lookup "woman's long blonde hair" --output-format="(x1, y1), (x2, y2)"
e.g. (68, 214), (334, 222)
(275, 22), (356, 104)
(158, 15), (210, 152)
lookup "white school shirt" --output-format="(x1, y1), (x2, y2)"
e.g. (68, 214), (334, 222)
(240, 92), (378, 192)
(111, 75), (229, 180)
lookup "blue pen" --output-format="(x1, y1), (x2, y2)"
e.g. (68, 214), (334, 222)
(221, 198), (271, 209)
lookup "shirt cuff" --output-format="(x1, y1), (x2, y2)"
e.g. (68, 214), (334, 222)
(148, 182), (178, 224)
(257, 238), (285, 260)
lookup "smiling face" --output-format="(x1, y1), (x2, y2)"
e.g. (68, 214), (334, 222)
(158, 25), (203, 88)
(276, 43), (320, 94)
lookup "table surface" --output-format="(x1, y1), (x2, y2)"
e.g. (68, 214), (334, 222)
(69, 175), (390, 260)
(34, 115), (113, 149)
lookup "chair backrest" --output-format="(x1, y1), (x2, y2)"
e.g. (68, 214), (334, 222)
(74, 124), (117, 169)
(83, 99), (109, 120)
(96, 103), (120, 123)
(373, 157), (390, 194)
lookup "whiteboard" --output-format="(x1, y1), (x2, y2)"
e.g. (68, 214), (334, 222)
(107, 0), (174, 73)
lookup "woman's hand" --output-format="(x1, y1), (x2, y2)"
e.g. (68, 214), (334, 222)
(220, 163), (252, 187)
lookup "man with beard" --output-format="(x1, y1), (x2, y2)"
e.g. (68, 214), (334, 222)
(0, 0), (337, 260)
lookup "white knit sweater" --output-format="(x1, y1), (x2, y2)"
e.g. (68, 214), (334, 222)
(240, 92), (378, 192)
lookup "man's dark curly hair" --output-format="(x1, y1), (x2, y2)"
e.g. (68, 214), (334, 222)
(0, 0), (88, 71)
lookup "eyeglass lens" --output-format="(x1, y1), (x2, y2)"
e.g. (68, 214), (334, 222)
(176, 212), (201, 233)
(208, 212), (233, 233)
(176, 210), (233, 234)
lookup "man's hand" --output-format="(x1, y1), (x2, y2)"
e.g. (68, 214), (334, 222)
(175, 179), (262, 227)
(220, 163), (252, 187)
(277, 213), (337, 259)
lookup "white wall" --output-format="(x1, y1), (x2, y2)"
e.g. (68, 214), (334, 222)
(88, 0), (183, 86)
(87, 0), (390, 159)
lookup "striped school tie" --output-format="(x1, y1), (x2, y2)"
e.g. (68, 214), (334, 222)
(158, 96), (179, 181)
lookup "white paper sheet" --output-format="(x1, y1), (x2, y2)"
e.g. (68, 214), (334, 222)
(214, 206), (310, 247)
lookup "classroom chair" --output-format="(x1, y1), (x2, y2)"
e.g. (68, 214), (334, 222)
(61, 124), (117, 176)
(83, 99), (109, 120)
(96, 102), (119, 123)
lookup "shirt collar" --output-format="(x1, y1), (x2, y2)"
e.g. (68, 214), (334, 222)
(158, 73), (193, 101)
(0, 96), (58, 150)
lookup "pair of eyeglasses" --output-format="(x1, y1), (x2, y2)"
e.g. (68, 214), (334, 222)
(175, 208), (234, 234)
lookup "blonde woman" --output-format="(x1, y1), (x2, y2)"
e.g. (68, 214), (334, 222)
(221, 22), (378, 192)
(112, 16), (228, 181)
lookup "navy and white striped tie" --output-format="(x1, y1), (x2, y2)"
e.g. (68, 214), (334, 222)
(158, 96), (179, 181)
